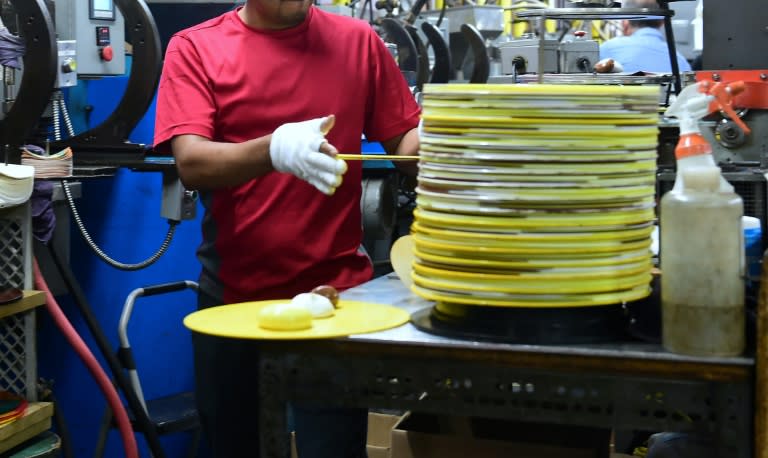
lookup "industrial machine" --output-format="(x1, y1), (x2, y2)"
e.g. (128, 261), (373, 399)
(496, 31), (599, 76)
(0, 2), (195, 456)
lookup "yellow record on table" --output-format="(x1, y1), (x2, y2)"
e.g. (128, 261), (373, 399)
(412, 269), (651, 295)
(183, 300), (410, 340)
(422, 101), (658, 113)
(417, 163), (654, 180)
(418, 174), (656, 189)
(415, 195), (654, 215)
(420, 135), (658, 151)
(418, 156), (658, 174)
(413, 232), (651, 255)
(411, 220), (654, 242)
(416, 185), (656, 202)
(413, 260), (651, 281)
(422, 113), (660, 127)
(414, 246), (651, 269)
(422, 83), (660, 98)
(413, 207), (655, 230)
(423, 125), (659, 138)
(411, 283), (652, 308)
(418, 149), (658, 163)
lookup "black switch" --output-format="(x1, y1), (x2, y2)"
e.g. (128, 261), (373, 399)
(95, 26), (111, 46)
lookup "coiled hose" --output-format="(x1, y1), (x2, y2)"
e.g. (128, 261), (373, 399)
(33, 259), (139, 458)
(61, 179), (178, 270)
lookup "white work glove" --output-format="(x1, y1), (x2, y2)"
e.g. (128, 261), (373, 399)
(269, 116), (348, 195)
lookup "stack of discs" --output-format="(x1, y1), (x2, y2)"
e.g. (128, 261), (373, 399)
(412, 83), (659, 308)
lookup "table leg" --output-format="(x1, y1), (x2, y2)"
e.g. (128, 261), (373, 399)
(259, 350), (290, 458)
(755, 254), (768, 458)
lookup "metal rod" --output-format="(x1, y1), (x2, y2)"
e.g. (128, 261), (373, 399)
(659, 1), (682, 95)
(337, 154), (420, 160)
(538, 15), (546, 83)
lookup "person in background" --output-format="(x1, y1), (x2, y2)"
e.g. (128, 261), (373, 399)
(599, 0), (692, 73)
(152, 0), (421, 454)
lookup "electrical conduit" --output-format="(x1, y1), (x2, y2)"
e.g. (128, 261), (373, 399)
(33, 259), (139, 458)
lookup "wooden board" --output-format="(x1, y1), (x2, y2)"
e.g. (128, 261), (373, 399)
(0, 403), (54, 454)
(0, 291), (46, 320)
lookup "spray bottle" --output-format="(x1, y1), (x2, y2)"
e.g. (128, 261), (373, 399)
(660, 80), (750, 357)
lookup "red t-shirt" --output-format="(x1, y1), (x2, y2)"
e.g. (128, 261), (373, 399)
(154, 7), (421, 303)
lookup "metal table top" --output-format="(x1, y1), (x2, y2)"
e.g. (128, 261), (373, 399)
(341, 274), (754, 367)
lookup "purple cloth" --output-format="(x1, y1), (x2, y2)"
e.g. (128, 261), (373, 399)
(31, 180), (56, 243)
(0, 28), (24, 69)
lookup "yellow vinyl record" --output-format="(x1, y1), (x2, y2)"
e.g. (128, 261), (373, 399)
(413, 207), (656, 230)
(416, 185), (656, 202)
(413, 232), (651, 255)
(418, 174), (656, 189)
(413, 260), (652, 281)
(422, 125), (659, 139)
(412, 269), (651, 295)
(423, 108), (657, 122)
(417, 163), (655, 180)
(414, 246), (652, 269)
(418, 149), (658, 163)
(422, 113), (660, 128)
(411, 283), (652, 308)
(418, 156), (658, 173)
(411, 220), (654, 242)
(422, 83), (661, 99)
(415, 198), (656, 214)
(420, 134), (658, 151)
(183, 300), (410, 340)
(421, 102), (659, 115)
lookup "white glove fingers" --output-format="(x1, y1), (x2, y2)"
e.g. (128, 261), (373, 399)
(312, 169), (344, 190)
(306, 152), (347, 175)
(306, 176), (336, 195)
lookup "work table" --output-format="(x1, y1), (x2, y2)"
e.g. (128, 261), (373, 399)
(250, 273), (758, 457)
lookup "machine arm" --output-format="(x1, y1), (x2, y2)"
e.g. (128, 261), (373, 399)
(461, 23), (490, 84)
(421, 22), (453, 84)
(0, 0), (57, 164)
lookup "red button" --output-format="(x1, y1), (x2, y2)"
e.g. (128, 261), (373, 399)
(100, 45), (114, 62)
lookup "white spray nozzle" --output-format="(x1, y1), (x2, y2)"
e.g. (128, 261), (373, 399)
(665, 83), (715, 135)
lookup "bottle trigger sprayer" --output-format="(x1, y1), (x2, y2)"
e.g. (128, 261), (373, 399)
(664, 80), (750, 193)
(660, 79), (751, 357)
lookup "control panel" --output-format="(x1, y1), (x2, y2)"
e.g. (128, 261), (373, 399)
(55, 0), (125, 76)
(56, 40), (78, 88)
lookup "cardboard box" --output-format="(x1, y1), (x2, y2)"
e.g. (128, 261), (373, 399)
(391, 412), (609, 458)
(367, 412), (403, 458)
(292, 411), (403, 458)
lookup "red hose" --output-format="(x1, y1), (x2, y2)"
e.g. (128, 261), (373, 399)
(33, 258), (139, 458)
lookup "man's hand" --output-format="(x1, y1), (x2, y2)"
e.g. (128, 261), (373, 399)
(269, 115), (348, 195)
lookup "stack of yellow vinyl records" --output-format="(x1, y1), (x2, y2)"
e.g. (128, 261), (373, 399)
(412, 84), (659, 308)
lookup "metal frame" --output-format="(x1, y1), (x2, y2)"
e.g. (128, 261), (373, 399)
(0, 0), (58, 164)
(50, 0), (162, 165)
(516, 6), (682, 94)
(252, 275), (756, 457)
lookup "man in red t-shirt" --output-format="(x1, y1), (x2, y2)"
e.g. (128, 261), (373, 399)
(153, 0), (421, 454)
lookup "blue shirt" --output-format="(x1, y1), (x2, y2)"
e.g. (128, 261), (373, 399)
(599, 27), (691, 73)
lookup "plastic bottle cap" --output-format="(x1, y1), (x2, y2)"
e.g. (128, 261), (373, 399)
(680, 166), (721, 192)
(742, 216), (761, 230)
